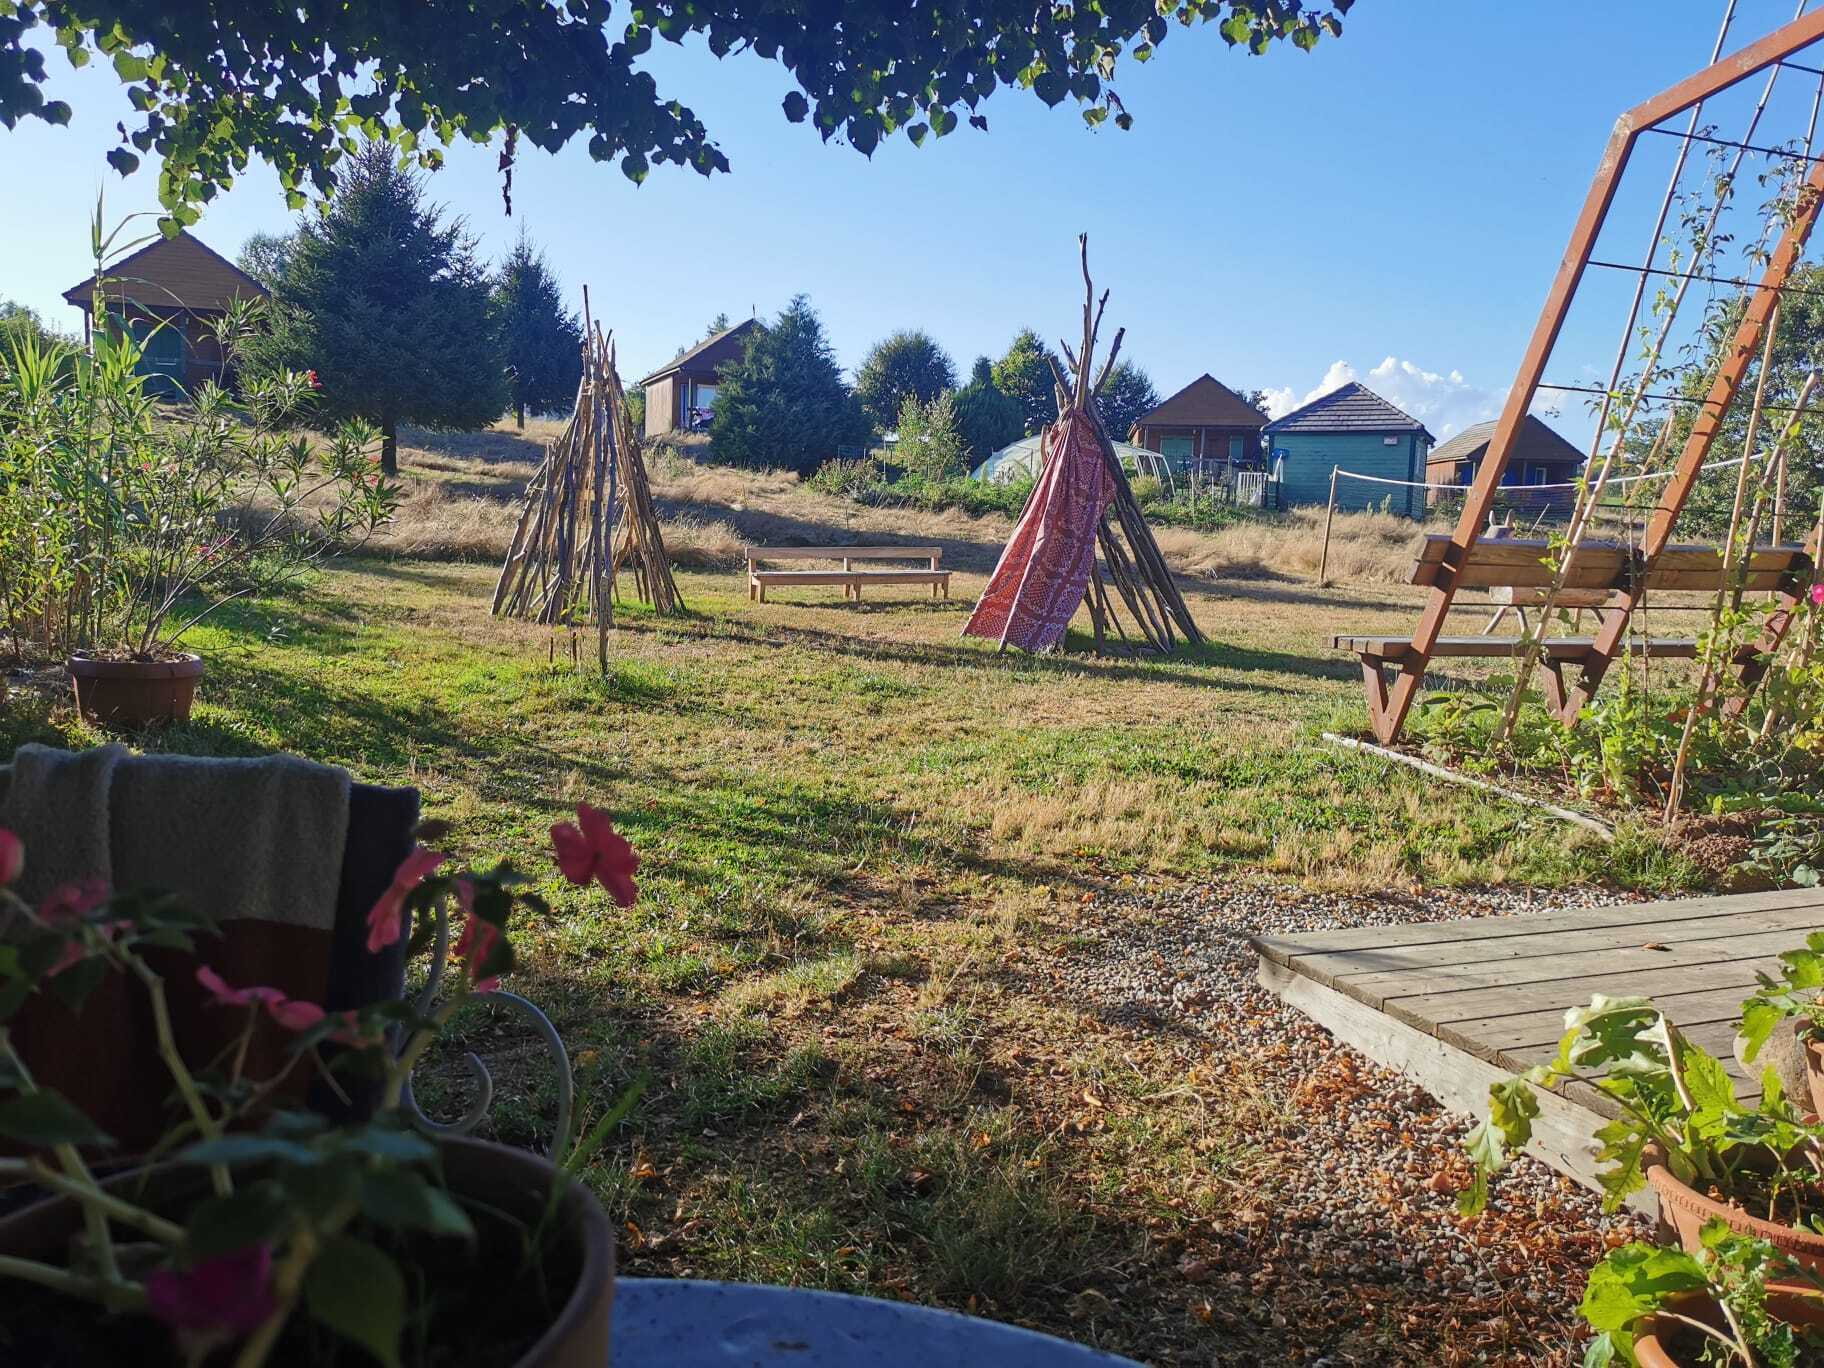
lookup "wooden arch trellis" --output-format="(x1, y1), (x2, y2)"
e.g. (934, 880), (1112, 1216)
(1355, 9), (1824, 745)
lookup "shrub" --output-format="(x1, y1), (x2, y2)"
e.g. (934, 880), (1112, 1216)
(894, 391), (968, 484)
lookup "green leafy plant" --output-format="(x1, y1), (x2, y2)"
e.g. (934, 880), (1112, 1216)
(1581, 1220), (1824, 1367)
(1461, 994), (1823, 1221)
(1, 215), (399, 663)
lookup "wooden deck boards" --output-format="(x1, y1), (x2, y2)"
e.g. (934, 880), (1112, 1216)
(1251, 887), (1824, 1205)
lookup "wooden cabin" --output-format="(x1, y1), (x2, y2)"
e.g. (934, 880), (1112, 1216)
(1425, 415), (1585, 511)
(1127, 374), (1267, 472)
(637, 318), (763, 439)
(1265, 382), (1435, 516)
(61, 230), (267, 400)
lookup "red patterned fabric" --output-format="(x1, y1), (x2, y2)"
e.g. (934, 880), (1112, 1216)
(963, 411), (1114, 652)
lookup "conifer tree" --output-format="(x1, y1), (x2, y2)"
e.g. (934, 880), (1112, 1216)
(494, 230), (583, 428)
(709, 296), (868, 472)
(245, 143), (507, 474)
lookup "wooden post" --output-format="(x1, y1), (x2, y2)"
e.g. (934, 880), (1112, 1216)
(1319, 466), (1340, 587)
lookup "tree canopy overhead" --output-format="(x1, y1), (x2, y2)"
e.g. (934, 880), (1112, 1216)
(0, 1), (1351, 226)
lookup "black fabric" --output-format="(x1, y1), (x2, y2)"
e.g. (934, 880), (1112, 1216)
(314, 781), (420, 1119)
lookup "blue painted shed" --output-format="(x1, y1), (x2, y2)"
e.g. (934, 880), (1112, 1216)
(1263, 382), (1436, 517)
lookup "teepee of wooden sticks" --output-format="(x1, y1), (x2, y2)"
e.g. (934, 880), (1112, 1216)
(999, 238), (1196, 656)
(492, 295), (682, 659)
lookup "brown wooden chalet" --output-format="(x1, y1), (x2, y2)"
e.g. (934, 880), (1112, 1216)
(61, 230), (267, 400)
(637, 317), (763, 438)
(1425, 414), (1585, 511)
(1128, 374), (1267, 470)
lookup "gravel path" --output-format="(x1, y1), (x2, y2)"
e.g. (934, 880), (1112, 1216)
(1037, 878), (1656, 1365)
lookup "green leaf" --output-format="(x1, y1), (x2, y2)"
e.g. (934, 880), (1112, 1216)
(181, 1134), (320, 1167)
(106, 147), (140, 177)
(0, 1090), (113, 1147)
(357, 1171), (474, 1239)
(1737, 997), (1785, 1063)
(1033, 71), (1068, 107)
(906, 122), (928, 147)
(1582, 1333), (1618, 1368)
(186, 1182), (292, 1259)
(305, 1235), (405, 1368)
(781, 90), (809, 123)
(111, 50), (148, 82)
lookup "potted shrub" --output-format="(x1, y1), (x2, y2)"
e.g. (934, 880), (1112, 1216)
(1581, 1220), (1824, 1367)
(1461, 994), (1824, 1267)
(0, 800), (639, 1366)
(56, 286), (396, 726)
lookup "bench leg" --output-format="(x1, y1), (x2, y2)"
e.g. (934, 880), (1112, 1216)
(759, 583), (767, 604)
(1539, 660), (1575, 721)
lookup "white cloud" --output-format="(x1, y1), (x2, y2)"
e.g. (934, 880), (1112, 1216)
(1262, 356), (1505, 441)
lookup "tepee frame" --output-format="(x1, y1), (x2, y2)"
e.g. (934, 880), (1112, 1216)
(493, 293), (683, 664)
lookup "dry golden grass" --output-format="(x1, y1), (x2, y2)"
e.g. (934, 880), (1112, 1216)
(1156, 506), (1428, 585)
(371, 420), (1441, 592)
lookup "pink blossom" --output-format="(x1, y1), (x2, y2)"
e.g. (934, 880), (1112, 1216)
(38, 880), (115, 977)
(453, 913), (502, 994)
(0, 828), (21, 886)
(365, 846), (446, 952)
(1811, 583), (1824, 607)
(195, 966), (326, 1032)
(147, 1244), (277, 1339)
(550, 803), (639, 907)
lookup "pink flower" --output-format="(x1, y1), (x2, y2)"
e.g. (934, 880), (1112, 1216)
(453, 912), (502, 994)
(147, 1244), (277, 1340)
(195, 966), (325, 1032)
(39, 879), (109, 925)
(1811, 583), (1824, 607)
(38, 880), (115, 977)
(550, 803), (639, 907)
(365, 846), (446, 952)
(0, 828), (21, 886)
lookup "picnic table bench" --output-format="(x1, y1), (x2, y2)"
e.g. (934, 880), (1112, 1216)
(745, 546), (951, 603)
(1335, 534), (1814, 738)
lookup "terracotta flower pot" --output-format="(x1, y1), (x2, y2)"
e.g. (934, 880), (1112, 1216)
(1647, 1160), (1824, 1275)
(1633, 1285), (1824, 1366)
(1801, 1025), (1824, 1122)
(0, 1135), (614, 1367)
(67, 653), (204, 728)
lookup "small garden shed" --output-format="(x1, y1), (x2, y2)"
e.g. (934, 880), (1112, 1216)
(61, 229), (267, 400)
(1127, 374), (1266, 471)
(1264, 382), (1435, 516)
(1424, 414), (1585, 512)
(637, 317), (762, 439)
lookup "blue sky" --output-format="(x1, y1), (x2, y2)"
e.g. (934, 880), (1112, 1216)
(2, 1), (1818, 441)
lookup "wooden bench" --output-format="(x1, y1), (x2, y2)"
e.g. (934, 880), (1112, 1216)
(745, 546), (951, 603)
(1338, 535), (1814, 738)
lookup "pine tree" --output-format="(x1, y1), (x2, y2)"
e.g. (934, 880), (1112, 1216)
(244, 143), (508, 474)
(854, 330), (956, 433)
(992, 328), (1062, 435)
(493, 230), (584, 428)
(1095, 361), (1160, 441)
(709, 296), (869, 473)
(952, 357), (1024, 464)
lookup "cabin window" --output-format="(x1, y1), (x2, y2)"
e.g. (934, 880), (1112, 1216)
(1160, 436), (1194, 461)
(1527, 465), (1549, 486)
(1228, 435), (1244, 463)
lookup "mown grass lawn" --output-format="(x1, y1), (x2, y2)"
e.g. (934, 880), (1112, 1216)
(0, 548), (1702, 1363)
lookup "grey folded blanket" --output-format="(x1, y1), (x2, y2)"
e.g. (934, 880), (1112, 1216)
(1, 743), (352, 930)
